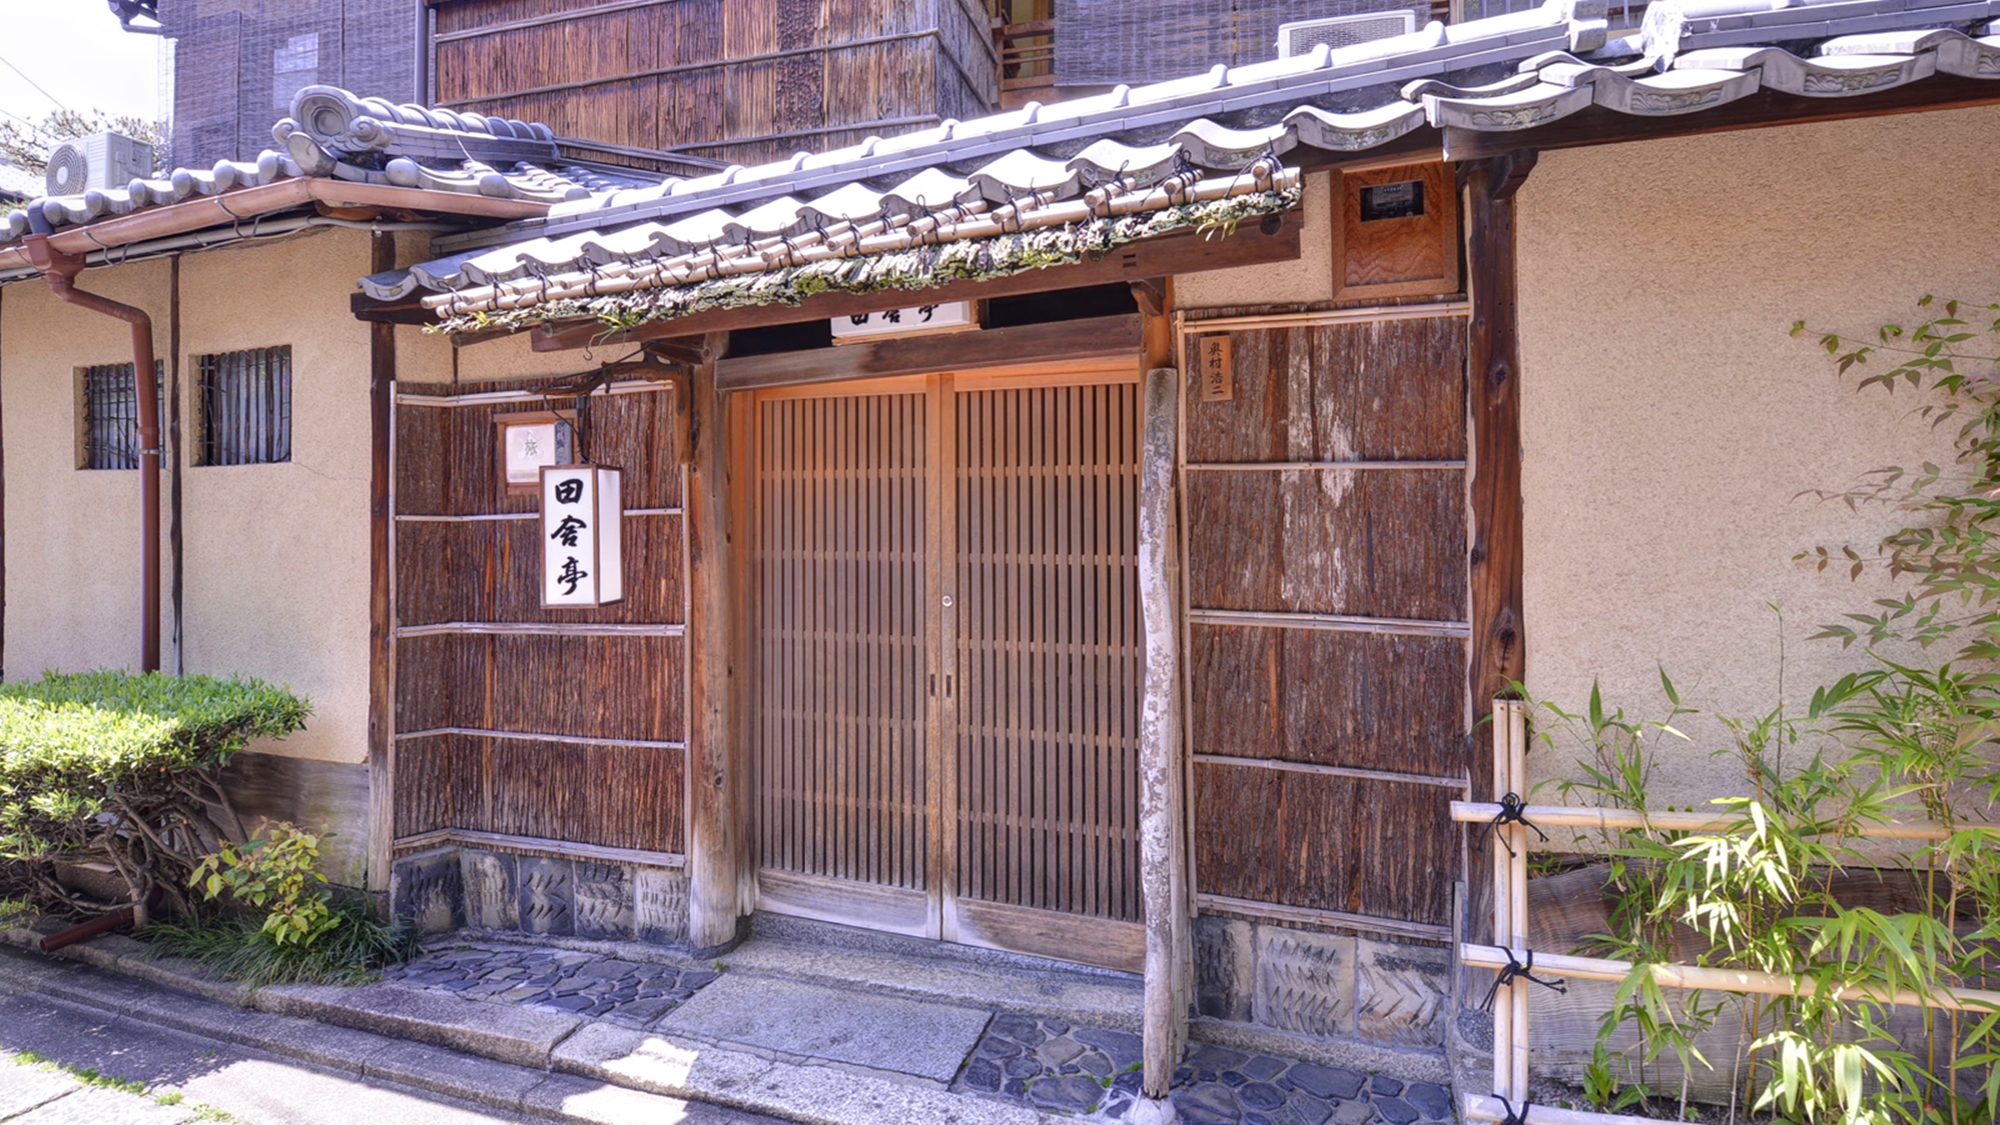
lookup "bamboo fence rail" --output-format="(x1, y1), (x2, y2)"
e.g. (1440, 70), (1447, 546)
(1456, 700), (1999, 1125)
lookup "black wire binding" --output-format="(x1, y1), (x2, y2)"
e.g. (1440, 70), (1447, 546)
(1479, 949), (1567, 1013)
(1485, 792), (1548, 858)
(1493, 1095), (1534, 1125)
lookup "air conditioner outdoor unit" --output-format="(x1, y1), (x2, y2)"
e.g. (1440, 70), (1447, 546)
(1276, 11), (1418, 56)
(44, 131), (155, 197)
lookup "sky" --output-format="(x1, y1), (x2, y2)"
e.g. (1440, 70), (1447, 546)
(0, 3), (161, 133)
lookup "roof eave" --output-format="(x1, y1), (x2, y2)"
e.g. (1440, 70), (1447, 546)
(0, 180), (548, 276)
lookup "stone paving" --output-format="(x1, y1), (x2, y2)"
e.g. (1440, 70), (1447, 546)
(380, 942), (720, 1028)
(952, 1020), (1457, 1125)
(386, 941), (1458, 1124)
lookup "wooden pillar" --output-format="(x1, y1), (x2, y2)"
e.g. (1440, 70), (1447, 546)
(686, 332), (745, 954)
(168, 256), (184, 676)
(1463, 154), (1532, 953)
(1132, 279), (1191, 1108)
(366, 232), (398, 893)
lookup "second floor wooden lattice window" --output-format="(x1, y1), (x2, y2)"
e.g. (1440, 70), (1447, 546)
(77, 361), (164, 471)
(196, 345), (292, 466)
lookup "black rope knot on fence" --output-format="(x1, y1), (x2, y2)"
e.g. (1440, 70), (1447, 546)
(1486, 792), (1548, 856)
(1480, 949), (1567, 1013)
(1494, 1095), (1534, 1125)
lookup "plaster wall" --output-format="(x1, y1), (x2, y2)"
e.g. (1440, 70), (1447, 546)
(0, 228), (378, 767)
(1515, 104), (2000, 807)
(1177, 170), (1336, 310)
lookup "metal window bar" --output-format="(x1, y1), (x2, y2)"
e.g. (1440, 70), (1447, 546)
(80, 361), (165, 471)
(197, 345), (292, 466)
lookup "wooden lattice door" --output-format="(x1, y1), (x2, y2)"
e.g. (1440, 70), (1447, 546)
(750, 369), (1145, 971)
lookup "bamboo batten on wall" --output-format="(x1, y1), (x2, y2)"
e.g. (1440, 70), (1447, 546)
(392, 377), (691, 857)
(431, 0), (997, 166)
(1177, 311), (1471, 932)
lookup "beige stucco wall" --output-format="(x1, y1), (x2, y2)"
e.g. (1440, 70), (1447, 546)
(1516, 104), (2000, 806)
(1176, 169), (1336, 310)
(1, 227), (377, 766)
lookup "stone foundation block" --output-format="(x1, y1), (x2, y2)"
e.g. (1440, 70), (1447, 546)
(460, 849), (518, 931)
(1252, 928), (1355, 1037)
(632, 865), (689, 945)
(1193, 915), (1254, 1022)
(572, 862), (635, 940)
(1355, 937), (1450, 1048)
(391, 849), (464, 935)
(516, 855), (574, 936)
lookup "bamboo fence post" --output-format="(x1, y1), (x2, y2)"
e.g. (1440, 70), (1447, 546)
(1490, 697), (1516, 1101)
(1507, 698), (1530, 1100)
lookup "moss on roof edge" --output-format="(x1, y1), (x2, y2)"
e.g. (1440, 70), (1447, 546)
(433, 183), (1302, 338)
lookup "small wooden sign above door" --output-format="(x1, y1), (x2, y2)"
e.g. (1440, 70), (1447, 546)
(832, 300), (979, 343)
(541, 465), (625, 607)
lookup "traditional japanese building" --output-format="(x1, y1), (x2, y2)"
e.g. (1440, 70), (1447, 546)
(4, 0), (1998, 1114)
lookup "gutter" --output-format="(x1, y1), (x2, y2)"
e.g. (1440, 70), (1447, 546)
(22, 234), (162, 672)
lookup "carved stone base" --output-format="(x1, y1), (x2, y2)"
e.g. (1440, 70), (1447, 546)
(390, 846), (690, 949)
(1194, 914), (1451, 1049)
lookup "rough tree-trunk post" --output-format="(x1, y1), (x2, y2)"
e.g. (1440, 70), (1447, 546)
(1462, 152), (1532, 1069)
(687, 332), (744, 954)
(1133, 274), (1190, 1123)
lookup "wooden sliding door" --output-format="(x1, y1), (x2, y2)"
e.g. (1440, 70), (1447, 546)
(749, 368), (1145, 971)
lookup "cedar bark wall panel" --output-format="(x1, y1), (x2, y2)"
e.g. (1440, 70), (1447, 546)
(1180, 312), (1468, 930)
(1190, 624), (1464, 777)
(393, 378), (689, 858)
(1193, 762), (1455, 924)
(1183, 319), (1467, 464)
(397, 633), (686, 742)
(1184, 469), (1467, 621)
(395, 515), (685, 625)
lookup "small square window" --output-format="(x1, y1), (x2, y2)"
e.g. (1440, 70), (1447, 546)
(195, 346), (292, 466)
(77, 361), (164, 471)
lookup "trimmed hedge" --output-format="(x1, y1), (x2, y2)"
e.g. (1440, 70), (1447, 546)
(0, 670), (310, 918)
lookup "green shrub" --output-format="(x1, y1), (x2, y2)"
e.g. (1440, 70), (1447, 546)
(0, 670), (309, 919)
(190, 821), (339, 947)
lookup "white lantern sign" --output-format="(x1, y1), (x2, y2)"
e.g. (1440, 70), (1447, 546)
(540, 465), (624, 607)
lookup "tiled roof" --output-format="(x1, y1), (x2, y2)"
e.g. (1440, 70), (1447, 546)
(1, 86), (670, 243)
(380, 0), (2000, 324)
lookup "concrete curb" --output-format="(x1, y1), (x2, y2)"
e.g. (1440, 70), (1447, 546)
(0, 932), (1069, 1125)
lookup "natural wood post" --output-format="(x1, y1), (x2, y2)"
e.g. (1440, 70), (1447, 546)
(366, 232), (397, 894)
(686, 332), (744, 953)
(1464, 152), (1531, 919)
(1136, 361), (1189, 1105)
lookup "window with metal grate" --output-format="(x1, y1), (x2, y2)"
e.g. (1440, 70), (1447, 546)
(196, 345), (292, 466)
(78, 361), (165, 471)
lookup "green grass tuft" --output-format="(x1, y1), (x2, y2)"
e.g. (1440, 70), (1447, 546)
(147, 901), (421, 987)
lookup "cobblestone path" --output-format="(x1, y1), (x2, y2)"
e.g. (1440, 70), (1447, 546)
(382, 942), (720, 1028)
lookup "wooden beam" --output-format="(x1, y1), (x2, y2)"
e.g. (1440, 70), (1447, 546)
(366, 232), (398, 895)
(1464, 159), (1528, 962)
(526, 215), (1306, 352)
(1136, 358), (1190, 1103)
(1443, 76), (2000, 162)
(713, 314), (1141, 391)
(685, 332), (744, 954)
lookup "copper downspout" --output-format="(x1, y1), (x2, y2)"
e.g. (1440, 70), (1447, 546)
(22, 234), (161, 673)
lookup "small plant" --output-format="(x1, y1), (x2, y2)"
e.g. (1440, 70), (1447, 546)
(149, 819), (418, 986)
(189, 821), (338, 947)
